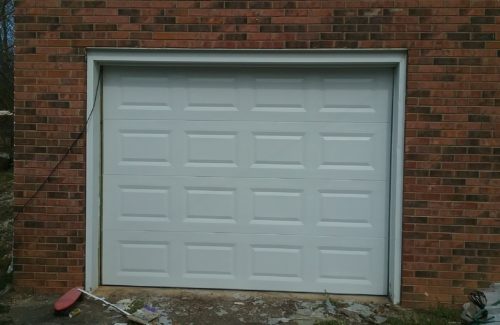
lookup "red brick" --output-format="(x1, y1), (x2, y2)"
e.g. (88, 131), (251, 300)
(13, 0), (499, 308)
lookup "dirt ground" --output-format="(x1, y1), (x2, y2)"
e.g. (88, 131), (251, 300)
(0, 287), (462, 325)
(0, 288), (387, 325)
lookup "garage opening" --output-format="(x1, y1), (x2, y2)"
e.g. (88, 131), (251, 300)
(100, 65), (393, 295)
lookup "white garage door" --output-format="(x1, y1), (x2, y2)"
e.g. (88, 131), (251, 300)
(102, 65), (392, 295)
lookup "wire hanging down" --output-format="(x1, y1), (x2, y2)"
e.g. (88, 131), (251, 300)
(15, 67), (103, 218)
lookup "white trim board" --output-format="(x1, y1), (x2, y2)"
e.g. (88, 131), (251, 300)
(85, 49), (406, 303)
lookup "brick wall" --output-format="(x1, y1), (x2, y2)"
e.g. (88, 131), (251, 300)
(13, 0), (499, 307)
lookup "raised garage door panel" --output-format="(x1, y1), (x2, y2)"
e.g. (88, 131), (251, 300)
(103, 66), (392, 122)
(102, 65), (392, 295)
(104, 120), (389, 180)
(103, 231), (387, 293)
(103, 176), (387, 238)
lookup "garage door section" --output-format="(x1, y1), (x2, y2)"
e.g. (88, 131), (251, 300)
(102, 65), (393, 295)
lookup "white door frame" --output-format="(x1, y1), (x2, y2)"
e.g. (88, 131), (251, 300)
(85, 49), (407, 303)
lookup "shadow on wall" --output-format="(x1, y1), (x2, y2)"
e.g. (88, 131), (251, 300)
(0, 111), (12, 170)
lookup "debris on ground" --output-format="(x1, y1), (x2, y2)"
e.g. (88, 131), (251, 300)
(462, 283), (500, 324)
(158, 315), (173, 325)
(232, 292), (251, 301)
(373, 315), (387, 324)
(0, 288), (462, 324)
(77, 289), (170, 325)
(268, 316), (290, 324)
(215, 307), (228, 317)
(344, 302), (374, 318)
(114, 298), (133, 311)
(324, 296), (336, 316)
(54, 287), (83, 316)
(69, 307), (82, 318)
(131, 307), (160, 322)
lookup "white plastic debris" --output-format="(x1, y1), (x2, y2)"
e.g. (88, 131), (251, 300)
(215, 308), (228, 317)
(268, 317), (290, 325)
(324, 298), (336, 315)
(158, 316), (173, 325)
(373, 315), (387, 324)
(344, 302), (374, 318)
